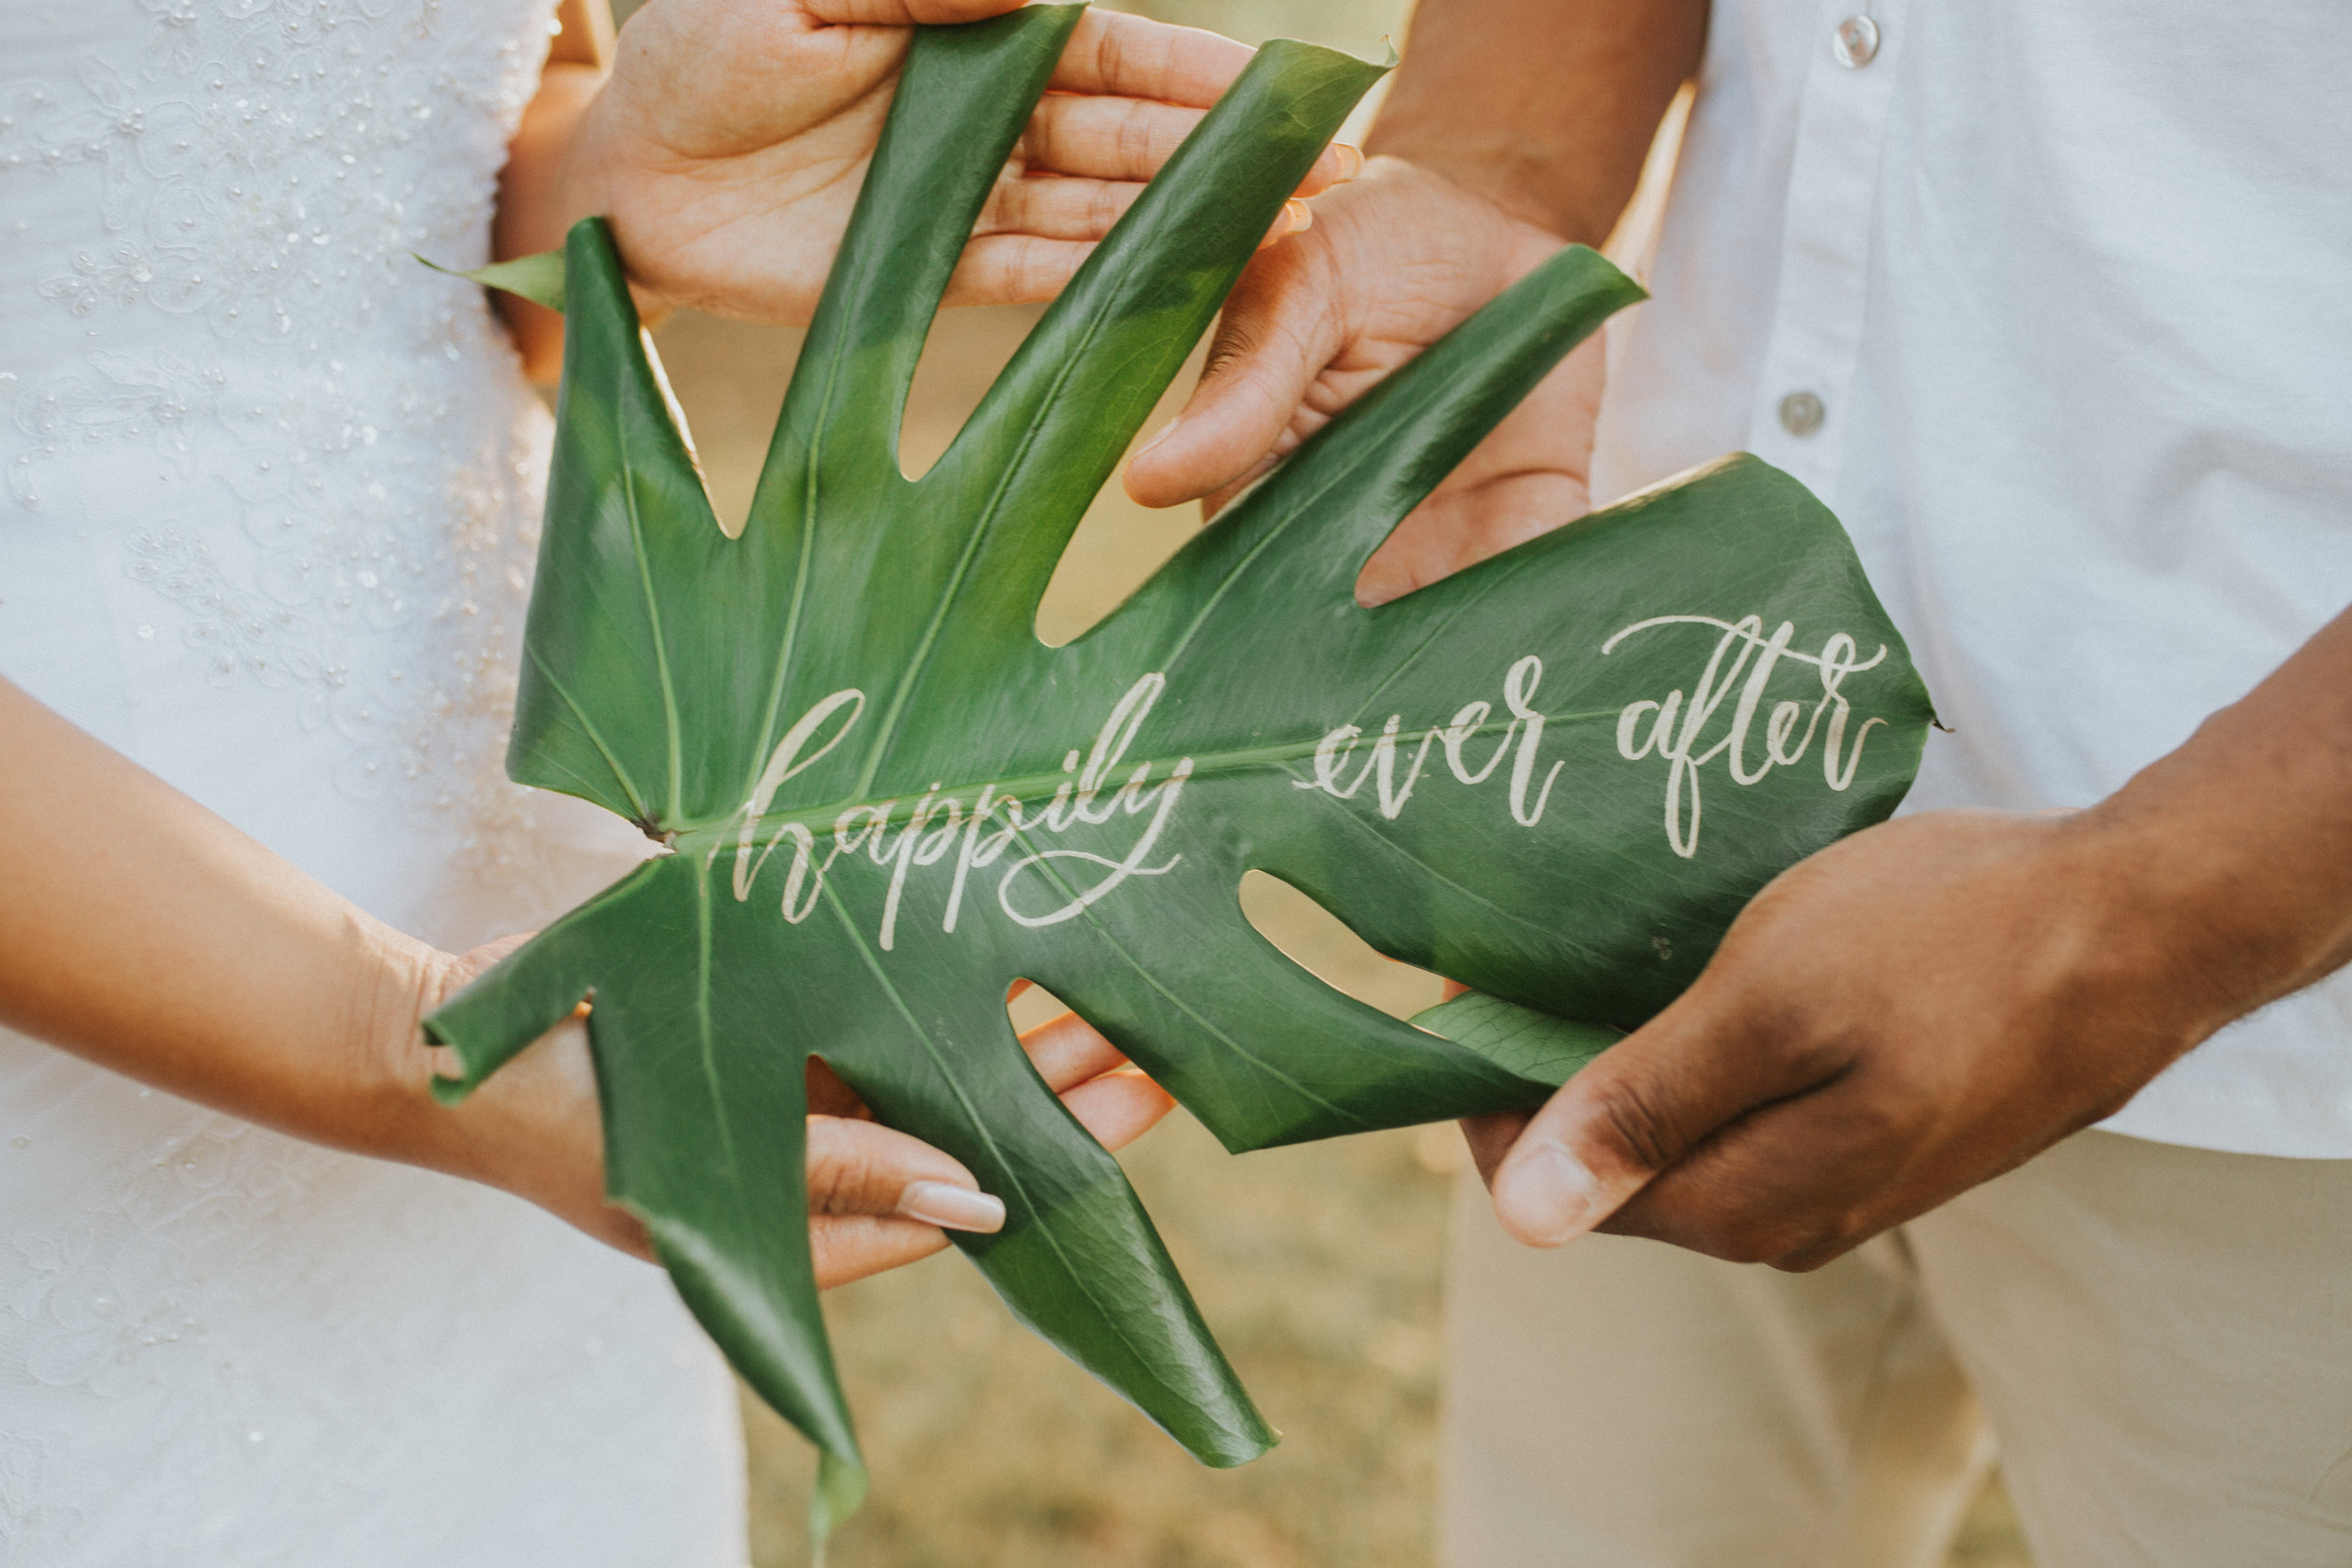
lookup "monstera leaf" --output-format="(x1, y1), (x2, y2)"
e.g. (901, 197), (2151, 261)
(427, 5), (1933, 1526)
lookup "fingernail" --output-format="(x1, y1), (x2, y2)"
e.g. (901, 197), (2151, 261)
(898, 1180), (1006, 1234)
(1283, 198), (1313, 235)
(1493, 1143), (1602, 1247)
(1133, 419), (1180, 460)
(1330, 142), (1364, 182)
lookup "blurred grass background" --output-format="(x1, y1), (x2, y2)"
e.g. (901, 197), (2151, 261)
(611, 0), (2034, 1561)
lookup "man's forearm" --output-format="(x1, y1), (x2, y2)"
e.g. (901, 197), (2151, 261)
(2092, 604), (2352, 1032)
(1367, 0), (1708, 246)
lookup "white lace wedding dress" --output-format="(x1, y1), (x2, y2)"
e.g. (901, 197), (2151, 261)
(0, 1), (747, 1561)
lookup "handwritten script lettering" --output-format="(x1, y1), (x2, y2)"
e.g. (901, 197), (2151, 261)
(1604, 614), (1888, 859)
(721, 674), (1191, 950)
(1293, 654), (1565, 828)
(1286, 619), (1894, 861)
(711, 616), (1894, 946)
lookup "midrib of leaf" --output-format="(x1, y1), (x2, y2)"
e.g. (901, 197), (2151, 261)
(1341, 593), (1485, 731)
(815, 875), (1193, 1406)
(692, 864), (739, 1169)
(1137, 439), (1379, 683)
(1285, 773), (1600, 950)
(746, 8), (1090, 807)
(845, 245), (1137, 802)
(741, 341), (850, 812)
(673, 706), (1627, 852)
(819, 877), (1023, 1174)
(525, 644), (652, 824)
(622, 460), (686, 825)
(1006, 821), (1370, 1132)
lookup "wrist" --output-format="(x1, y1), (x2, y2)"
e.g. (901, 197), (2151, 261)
(1352, 154), (1574, 278)
(495, 59), (610, 381)
(2064, 775), (2328, 1050)
(499, 61), (610, 259)
(1359, 135), (1591, 246)
(341, 927), (475, 1180)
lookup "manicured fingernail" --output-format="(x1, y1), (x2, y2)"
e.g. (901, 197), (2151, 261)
(1283, 198), (1312, 235)
(1329, 142), (1364, 182)
(1493, 1143), (1602, 1247)
(898, 1180), (1006, 1233)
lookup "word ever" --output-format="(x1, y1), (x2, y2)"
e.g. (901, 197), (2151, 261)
(722, 674), (1192, 950)
(1293, 655), (1564, 828)
(1605, 614), (1889, 859)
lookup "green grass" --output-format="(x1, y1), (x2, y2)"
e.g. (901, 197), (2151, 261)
(745, 1114), (1456, 1568)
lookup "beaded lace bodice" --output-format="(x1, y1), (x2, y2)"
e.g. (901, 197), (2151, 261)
(0, 2), (743, 1561)
(2, 0), (588, 905)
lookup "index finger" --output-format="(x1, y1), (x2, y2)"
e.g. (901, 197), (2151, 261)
(1049, 8), (1257, 107)
(1019, 1006), (1135, 1091)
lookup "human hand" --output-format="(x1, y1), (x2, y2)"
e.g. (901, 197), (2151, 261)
(1122, 156), (1602, 606)
(798, 1000), (1175, 1287)
(524, 0), (1352, 330)
(410, 942), (1172, 1286)
(1460, 809), (2239, 1271)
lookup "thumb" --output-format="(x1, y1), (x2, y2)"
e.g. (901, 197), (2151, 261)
(798, 0), (1025, 24)
(1488, 994), (1810, 1248)
(804, 1114), (1006, 1233)
(1123, 241), (1341, 509)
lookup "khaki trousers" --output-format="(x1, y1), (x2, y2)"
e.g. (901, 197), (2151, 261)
(1438, 1131), (2352, 1568)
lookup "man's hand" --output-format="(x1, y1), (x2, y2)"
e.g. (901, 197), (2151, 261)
(507, 0), (1348, 342)
(1462, 811), (2210, 1270)
(1123, 157), (1598, 606)
(1120, 0), (1702, 602)
(1467, 606), (2352, 1269)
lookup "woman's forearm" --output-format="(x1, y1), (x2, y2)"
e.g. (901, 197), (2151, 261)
(0, 678), (448, 1166)
(493, 0), (616, 381)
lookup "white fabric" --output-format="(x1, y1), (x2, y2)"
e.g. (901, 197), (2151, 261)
(0, 1), (746, 1561)
(1591, 0), (2352, 1157)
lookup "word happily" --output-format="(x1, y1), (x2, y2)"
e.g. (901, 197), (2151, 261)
(723, 674), (1191, 950)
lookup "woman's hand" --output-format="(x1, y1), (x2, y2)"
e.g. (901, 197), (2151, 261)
(803, 1004), (1172, 1287)
(0, 679), (1168, 1292)
(412, 943), (1172, 1288)
(496, 0), (1358, 375)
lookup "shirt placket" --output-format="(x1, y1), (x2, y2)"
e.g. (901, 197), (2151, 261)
(1743, 0), (1906, 499)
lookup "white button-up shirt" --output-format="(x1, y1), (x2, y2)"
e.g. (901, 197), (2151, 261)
(1591, 0), (2352, 1156)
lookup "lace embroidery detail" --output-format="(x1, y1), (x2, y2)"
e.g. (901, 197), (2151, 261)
(8, 0), (518, 341)
(0, 1066), (738, 1565)
(0, 7), (745, 1560)
(1, 0), (574, 891)
(1, 1119), (319, 1402)
(0, 1432), (82, 1561)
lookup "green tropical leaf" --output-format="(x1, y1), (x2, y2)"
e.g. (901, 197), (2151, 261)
(424, 4), (1934, 1523)
(1412, 991), (1622, 1086)
(414, 247), (567, 313)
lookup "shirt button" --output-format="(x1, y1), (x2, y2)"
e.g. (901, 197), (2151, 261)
(1778, 390), (1826, 436)
(1832, 14), (1881, 68)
